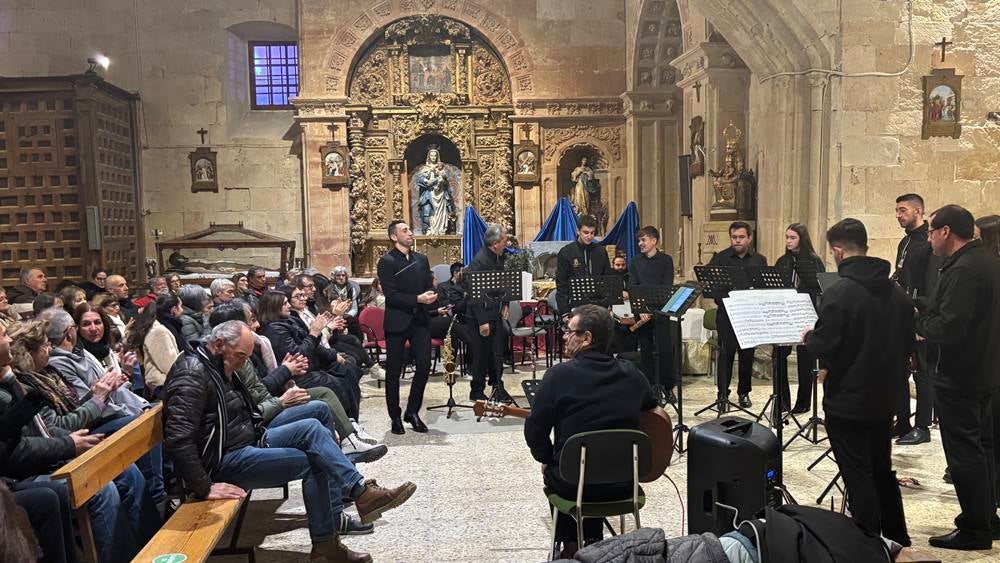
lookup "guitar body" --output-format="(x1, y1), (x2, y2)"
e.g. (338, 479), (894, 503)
(474, 401), (673, 483)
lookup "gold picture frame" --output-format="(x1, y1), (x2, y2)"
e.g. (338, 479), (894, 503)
(922, 68), (962, 140)
(514, 142), (539, 184)
(321, 145), (349, 188)
(189, 148), (218, 193)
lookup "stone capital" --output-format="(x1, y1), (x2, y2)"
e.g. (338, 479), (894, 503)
(621, 91), (678, 118)
(672, 42), (748, 88)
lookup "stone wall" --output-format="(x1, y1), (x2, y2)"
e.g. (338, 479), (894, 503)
(834, 0), (1000, 262)
(0, 0), (303, 270)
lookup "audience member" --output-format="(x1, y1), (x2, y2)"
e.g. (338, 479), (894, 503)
(360, 278), (384, 310)
(8, 268), (48, 305)
(246, 266), (268, 308)
(210, 278), (236, 305)
(231, 273), (251, 301)
(0, 288), (22, 330)
(124, 293), (187, 397)
(162, 320), (415, 562)
(57, 286), (87, 317)
(79, 268), (108, 300)
(95, 293), (128, 338)
(132, 277), (168, 310)
(164, 273), (182, 295)
(32, 293), (63, 317)
(178, 284), (213, 345)
(106, 275), (139, 322)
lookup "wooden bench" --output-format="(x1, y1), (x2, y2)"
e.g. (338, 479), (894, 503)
(51, 403), (258, 563)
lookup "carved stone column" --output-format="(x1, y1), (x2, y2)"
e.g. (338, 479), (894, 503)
(347, 112), (368, 273)
(388, 160), (404, 222)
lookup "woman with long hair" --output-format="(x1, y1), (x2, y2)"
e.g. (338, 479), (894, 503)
(0, 288), (21, 331)
(124, 293), (187, 396)
(775, 223), (826, 414)
(164, 273), (182, 295)
(257, 291), (363, 420)
(58, 286), (87, 317)
(231, 273), (251, 300)
(94, 293), (128, 339)
(976, 214), (1000, 258)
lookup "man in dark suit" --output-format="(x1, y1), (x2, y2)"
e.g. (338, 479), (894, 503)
(708, 221), (767, 410)
(916, 205), (1000, 550)
(465, 224), (513, 402)
(376, 220), (438, 435)
(555, 214), (611, 315)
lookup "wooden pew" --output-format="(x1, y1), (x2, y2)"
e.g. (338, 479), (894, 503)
(52, 404), (164, 563)
(132, 498), (246, 563)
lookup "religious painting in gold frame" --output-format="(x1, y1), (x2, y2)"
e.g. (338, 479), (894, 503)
(321, 145), (349, 188)
(189, 148), (218, 193)
(922, 68), (962, 139)
(514, 142), (539, 184)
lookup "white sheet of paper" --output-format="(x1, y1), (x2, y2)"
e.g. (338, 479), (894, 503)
(612, 301), (633, 318)
(521, 271), (533, 302)
(722, 290), (818, 349)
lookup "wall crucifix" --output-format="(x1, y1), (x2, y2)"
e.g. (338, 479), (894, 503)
(934, 37), (953, 62)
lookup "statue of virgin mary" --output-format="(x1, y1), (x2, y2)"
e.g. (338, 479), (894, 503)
(414, 148), (455, 235)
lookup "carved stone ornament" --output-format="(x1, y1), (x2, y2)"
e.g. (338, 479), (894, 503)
(472, 45), (511, 104)
(708, 121), (756, 220)
(542, 126), (624, 163)
(384, 14), (470, 46)
(350, 48), (391, 105)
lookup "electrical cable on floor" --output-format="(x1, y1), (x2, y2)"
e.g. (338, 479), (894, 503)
(662, 470), (685, 537)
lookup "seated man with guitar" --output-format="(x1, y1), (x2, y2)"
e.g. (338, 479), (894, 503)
(523, 304), (669, 557)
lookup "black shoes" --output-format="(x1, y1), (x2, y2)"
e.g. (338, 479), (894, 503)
(492, 385), (514, 404)
(403, 412), (428, 433)
(928, 529), (992, 551)
(663, 389), (677, 405)
(717, 393), (730, 413)
(895, 427), (930, 445)
(790, 403), (810, 415)
(943, 467), (953, 484)
(390, 417), (405, 435)
(738, 393), (752, 408)
(469, 390), (488, 401)
(891, 421), (912, 439)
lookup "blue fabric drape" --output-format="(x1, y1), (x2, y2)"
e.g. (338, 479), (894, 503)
(462, 205), (489, 265)
(598, 201), (640, 264)
(533, 197), (579, 242)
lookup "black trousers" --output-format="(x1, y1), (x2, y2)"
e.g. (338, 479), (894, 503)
(826, 415), (910, 546)
(777, 346), (816, 410)
(469, 319), (506, 393)
(636, 317), (677, 390)
(429, 315), (474, 365)
(330, 333), (373, 368)
(543, 465), (632, 543)
(994, 390), (1000, 507)
(895, 342), (935, 430)
(717, 338), (754, 395)
(385, 323), (432, 419)
(298, 367), (361, 420)
(12, 479), (78, 563)
(936, 386), (998, 539)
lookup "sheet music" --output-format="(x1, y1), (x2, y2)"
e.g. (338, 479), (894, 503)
(722, 290), (818, 349)
(612, 301), (633, 318)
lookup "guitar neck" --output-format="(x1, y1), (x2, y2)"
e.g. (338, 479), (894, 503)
(473, 400), (531, 419)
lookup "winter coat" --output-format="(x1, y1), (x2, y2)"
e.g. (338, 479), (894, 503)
(47, 347), (149, 419)
(179, 306), (210, 345)
(142, 320), (181, 389)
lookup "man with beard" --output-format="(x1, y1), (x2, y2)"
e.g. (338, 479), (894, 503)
(801, 218), (911, 546)
(916, 205), (1000, 550)
(465, 224), (514, 403)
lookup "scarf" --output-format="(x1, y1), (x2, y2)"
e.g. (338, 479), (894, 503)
(157, 313), (191, 352)
(79, 338), (111, 363)
(15, 368), (80, 416)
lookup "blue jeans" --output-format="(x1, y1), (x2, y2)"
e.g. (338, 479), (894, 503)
(214, 418), (363, 543)
(93, 414), (167, 505)
(267, 400), (335, 435)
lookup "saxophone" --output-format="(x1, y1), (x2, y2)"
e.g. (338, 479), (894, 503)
(441, 316), (458, 386)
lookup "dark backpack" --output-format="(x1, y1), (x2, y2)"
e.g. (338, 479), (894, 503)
(761, 504), (890, 562)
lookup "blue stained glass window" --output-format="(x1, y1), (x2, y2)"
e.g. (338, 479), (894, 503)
(249, 41), (298, 109)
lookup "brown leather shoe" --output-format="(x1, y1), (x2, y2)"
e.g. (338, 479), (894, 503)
(310, 538), (372, 562)
(354, 479), (417, 524)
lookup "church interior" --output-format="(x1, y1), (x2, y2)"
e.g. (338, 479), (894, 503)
(1, 0), (999, 562)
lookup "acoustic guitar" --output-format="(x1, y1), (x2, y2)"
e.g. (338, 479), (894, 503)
(473, 400), (674, 483)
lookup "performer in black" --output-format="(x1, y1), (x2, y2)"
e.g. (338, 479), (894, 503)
(893, 193), (940, 445)
(708, 221), (766, 410)
(802, 218), (911, 547)
(611, 254), (630, 285)
(774, 223), (825, 413)
(916, 205), (1000, 551)
(376, 220), (438, 435)
(465, 224), (514, 403)
(628, 226), (676, 402)
(524, 304), (659, 557)
(430, 263), (475, 370)
(555, 214), (611, 315)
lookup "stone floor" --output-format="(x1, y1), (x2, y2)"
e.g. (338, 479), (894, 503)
(212, 360), (1000, 562)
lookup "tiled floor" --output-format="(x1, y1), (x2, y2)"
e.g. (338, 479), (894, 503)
(216, 362), (1000, 562)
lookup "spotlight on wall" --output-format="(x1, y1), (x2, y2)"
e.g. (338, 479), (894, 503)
(86, 54), (110, 74)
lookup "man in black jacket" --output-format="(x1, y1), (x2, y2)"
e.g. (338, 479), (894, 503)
(555, 214), (611, 314)
(916, 205), (1000, 550)
(162, 320), (416, 563)
(465, 224), (514, 403)
(802, 218), (911, 547)
(524, 304), (660, 555)
(893, 193), (940, 445)
(376, 220), (438, 434)
(708, 221), (767, 410)
(628, 226), (677, 402)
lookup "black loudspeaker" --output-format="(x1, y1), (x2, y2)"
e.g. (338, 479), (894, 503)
(678, 155), (693, 217)
(687, 416), (782, 535)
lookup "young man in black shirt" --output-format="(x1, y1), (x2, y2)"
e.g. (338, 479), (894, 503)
(802, 218), (911, 547)
(916, 205), (1000, 551)
(524, 304), (659, 556)
(628, 226), (677, 403)
(376, 220), (438, 435)
(555, 214), (611, 314)
(707, 221), (766, 409)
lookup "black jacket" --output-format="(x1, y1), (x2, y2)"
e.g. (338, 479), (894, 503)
(6, 285), (38, 305)
(775, 251), (826, 297)
(555, 240), (612, 313)
(162, 347), (262, 498)
(260, 316), (340, 374)
(629, 251), (674, 287)
(118, 298), (140, 322)
(894, 222), (941, 298)
(707, 247), (768, 342)
(465, 246), (507, 325)
(804, 256), (913, 420)
(916, 240), (1000, 394)
(376, 248), (434, 333)
(436, 279), (466, 316)
(524, 350), (656, 467)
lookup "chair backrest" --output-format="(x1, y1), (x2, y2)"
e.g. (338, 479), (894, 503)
(558, 429), (651, 485)
(506, 299), (524, 329)
(358, 306), (386, 341)
(703, 307), (718, 331)
(431, 263), (452, 284)
(546, 289), (559, 314)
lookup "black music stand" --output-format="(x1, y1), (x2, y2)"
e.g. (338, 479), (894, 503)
(467, 270), (524, 406)
(693, 266), (756, 418)
(640, 282), (702, 454)
(782, 261), (828, 450)
(426, 319), (475, 420)
(568, 275), (625, 309)
(629, 284), (676, 409)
